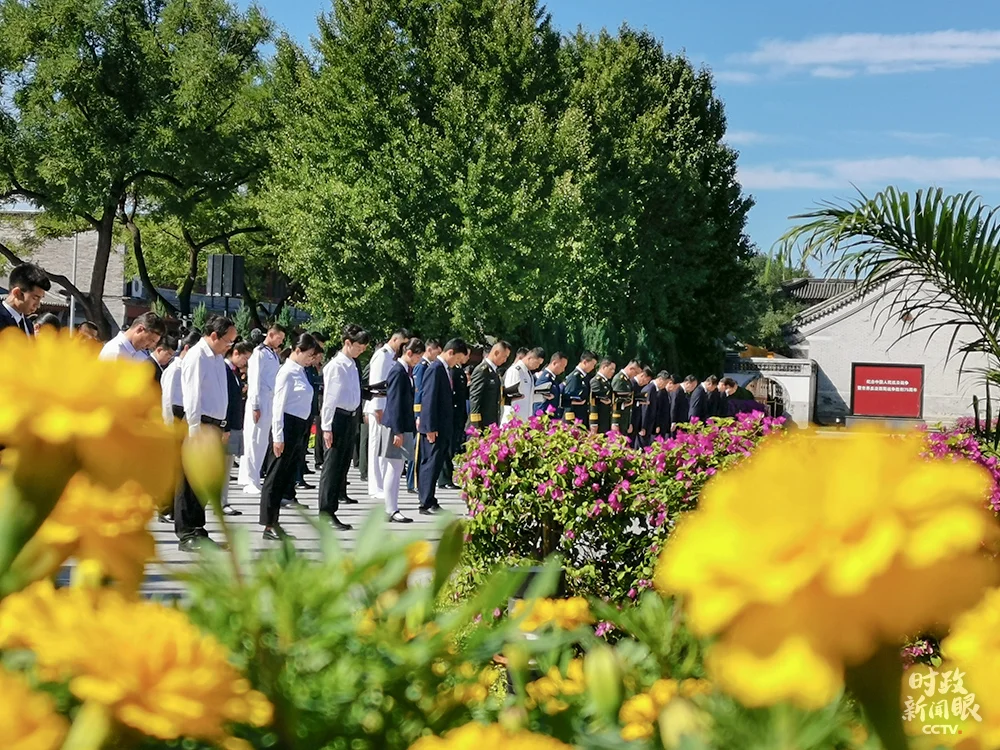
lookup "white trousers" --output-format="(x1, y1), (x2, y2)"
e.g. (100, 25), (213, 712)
(239, 405), (271, 490)
(384, 457), (403, 514)
(221, 453), (236, 506)
(367, 418), (387, 498)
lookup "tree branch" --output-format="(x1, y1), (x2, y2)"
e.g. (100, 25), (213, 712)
(117, 195), (178, 315)
(195, 225), (268, 250)
(123, 170), (186, 191)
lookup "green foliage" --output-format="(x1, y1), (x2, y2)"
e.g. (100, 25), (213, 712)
(0, 0), (273, 332)
(744, 255), (809, 354)
(192, 302), (209, 330)
(274, 305), (295, 333)
(259, 1), (755, 369)
(151, 297), (169, 321)
(234, 302), (253, 340)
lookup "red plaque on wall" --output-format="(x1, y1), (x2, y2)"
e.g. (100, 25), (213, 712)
(851, 363), (924, 419)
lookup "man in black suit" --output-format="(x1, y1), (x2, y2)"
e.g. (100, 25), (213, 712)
(630, 366), (654, 445)
(439, 351), (470, 489)
(656, 373), (674, 440)
(641, 372), (666, 445)
(469, 340), (509, 429)
(151, 338), (176, 384)
(670, 375), (691, 435)
(418, 338), (468, 514)
(687, 375), (710, 423)
(704, 375), (722, 417)
(1, 263), (50, 336)
(380, 337), (424, 523)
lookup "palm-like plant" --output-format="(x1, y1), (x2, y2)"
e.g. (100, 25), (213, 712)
(776, 186), (1000, 437)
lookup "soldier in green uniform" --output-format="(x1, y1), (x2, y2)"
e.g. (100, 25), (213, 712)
(588, 358), (617, 433)
(562, 350), (598, 427)
(469, 340), (510, 429)
(611, 359), (642, 436)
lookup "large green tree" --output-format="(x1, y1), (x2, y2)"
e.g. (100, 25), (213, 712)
(0, 0), (271, 336)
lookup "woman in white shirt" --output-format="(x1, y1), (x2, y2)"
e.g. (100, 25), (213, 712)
(259, 333), (323, 540)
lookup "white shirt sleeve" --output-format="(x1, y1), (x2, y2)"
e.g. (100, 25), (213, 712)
(182, 346), (202, 434)
(272, 366), (290, 442)
(246, 349), (262, 411)
(321, 358), (342, 431)
(161, 361), (175, 424)
(367, 348), (388, 412)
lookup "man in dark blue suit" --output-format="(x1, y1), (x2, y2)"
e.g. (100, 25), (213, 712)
(656, 373), (674, 439)
(687, 375), (710, 422)
(670, 376), (690, 435)
(533, 352), (567, 417)
(417, 337), (468, 514)
(1, 263), (50, 336)
(407, 339), (441, 493)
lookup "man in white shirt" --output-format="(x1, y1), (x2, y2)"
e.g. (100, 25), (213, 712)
(238, 324), (285, 494)
(0, 263), (49, 336)
(175, 316), (237, 551)
(363, 328), (410, 501)
(98, 311), (164, 362)
(319, 325), (371, 530)
(158, 330), (201, 524)
(502, 346), (545, 424)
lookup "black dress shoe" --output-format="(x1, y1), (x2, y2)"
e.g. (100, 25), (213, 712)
(388, 511), (413, 523)
(339, 496), (359, 505)
(263, 527), (296, 541)
(419, 507), (434, 516)
(441, 483), (459, 490)
(222, 504), (242, 516)
(281, 498), (306, 509)
(158, 512), (173, 524)
(328, 516), (353, 531)
(178, 534), (221, 552)
(295, 480), (314, 490)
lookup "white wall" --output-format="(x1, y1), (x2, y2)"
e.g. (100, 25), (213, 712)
(792, 285), (990, 423)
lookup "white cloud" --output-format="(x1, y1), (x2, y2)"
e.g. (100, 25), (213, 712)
(740, 156), (1000, 191)
(713, 70), (758, 84)
(726, 130), (770, 146)
(731, 29), (1000, 78)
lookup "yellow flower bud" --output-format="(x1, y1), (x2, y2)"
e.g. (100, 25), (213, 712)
(585, 645), (622, 719)
(181, 428), (226, 508)
(658, 698), (710, 750)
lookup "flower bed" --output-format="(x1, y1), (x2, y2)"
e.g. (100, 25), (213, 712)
(456, 412), (785, 602)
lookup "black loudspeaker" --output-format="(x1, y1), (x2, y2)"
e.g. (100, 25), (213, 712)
(206, 254), (244, 298)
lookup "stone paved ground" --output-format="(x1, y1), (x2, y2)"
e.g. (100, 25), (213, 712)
(137, 457), (467, 599)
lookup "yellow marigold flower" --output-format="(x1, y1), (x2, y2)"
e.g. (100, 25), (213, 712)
(15, 474), (155, 594)
(0, 582), (272, 747)
(620, 692), (659, 726)
(656, 429), (998, 709)
(621, 721), (655, 741)
(512, 597), (593, 632)
(407, 540), (434, 571)
(0, 666), (68, 750)
(0, 329), (180, 503)
(650, 679), (679, 707)
(409, 722), (571, 750)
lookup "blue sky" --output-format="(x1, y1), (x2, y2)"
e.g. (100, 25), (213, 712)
(252, 0), (1000, 261)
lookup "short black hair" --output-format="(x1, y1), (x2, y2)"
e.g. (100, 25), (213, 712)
(343, 325), (370, 345)
(206, 316), (235, 338)
(706, 375), (720, 386)
(79, 320), (99, 333)
(580, 350), (598, 363)
(181, 330), (202, 350)
(425, 338), (442, 350)
(233, 341), (255, 356)
(444, 337), (468, 355)
(309, 330), (327, 343)
(392, 328), (411, 339)
(528, 346), (546, 359)
(656, 370), (671, 381)
(495, 340), (512, 352)
(131, 311), (166, 335)
(627, 359), (641, 368)
(405, 337), (426, 355)
(684, 374), (699, 384)
(550, 351), (567, 363)
(515, 347), (528, 358)
(267, 323), (285, 334)
(294, 333), (323, 354)
(720, 377), (738, 388)
(157, 335), (178, 352)
(599, 358), (615, 369)
(9, 263), (51, 294)
(642, 366), (655, 378)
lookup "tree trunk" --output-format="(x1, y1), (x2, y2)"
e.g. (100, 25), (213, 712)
(239, 271), (264, 331)
(87, 209), (118, 340)
(121, 209), (177, 316)
(270, 281), (301, 321)
(178, 241), (200, 317)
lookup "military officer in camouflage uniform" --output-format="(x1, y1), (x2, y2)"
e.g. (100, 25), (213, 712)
(469, 340), (510, 429)
(562, 350), (598, 427)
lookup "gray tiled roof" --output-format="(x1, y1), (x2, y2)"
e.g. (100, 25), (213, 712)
(781, 278), (859, 305)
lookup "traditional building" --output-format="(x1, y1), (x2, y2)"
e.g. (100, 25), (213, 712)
(724, 277), (988, 427)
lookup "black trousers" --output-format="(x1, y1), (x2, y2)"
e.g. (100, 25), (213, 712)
(357, 414), (369, 480)
(319, 409), (358, 516)
(313, 411), (325, 466)
(173, 408), (204, 541)
(418, 434), (449, 509)
(259, 413), (310, 527)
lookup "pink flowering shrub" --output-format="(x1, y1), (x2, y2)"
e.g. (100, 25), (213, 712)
(456, 410), (785, 602)
(921, 422), (1000, 513)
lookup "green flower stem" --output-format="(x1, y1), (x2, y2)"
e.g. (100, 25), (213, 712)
(61, 701), (113, 750)
(845, 645), (910, 750)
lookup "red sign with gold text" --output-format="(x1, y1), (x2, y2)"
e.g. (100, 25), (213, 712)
(851, 363), (924, 419)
